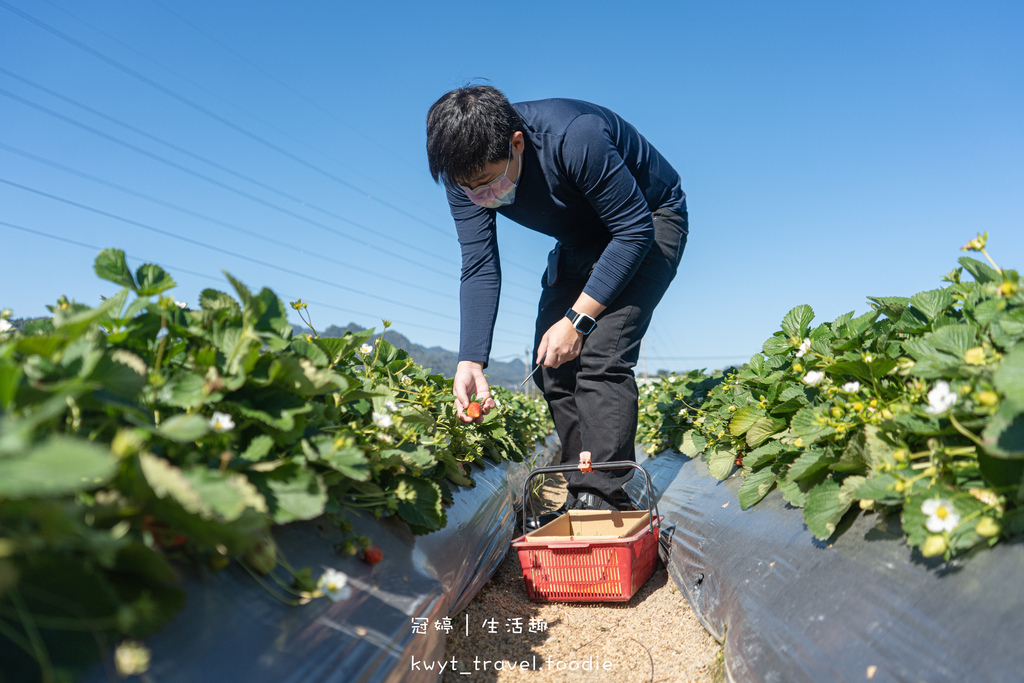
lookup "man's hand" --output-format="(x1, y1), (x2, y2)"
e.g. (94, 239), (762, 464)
(536, 317), (584, 369)
(453, 361), (495, 423)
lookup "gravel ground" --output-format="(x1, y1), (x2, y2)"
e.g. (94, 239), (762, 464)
(442, 475), (722, 683)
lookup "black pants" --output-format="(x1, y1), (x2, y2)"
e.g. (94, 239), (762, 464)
(533, 207), (688, 506)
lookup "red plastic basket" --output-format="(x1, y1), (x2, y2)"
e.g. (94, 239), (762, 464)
(511, 462), (661, 602)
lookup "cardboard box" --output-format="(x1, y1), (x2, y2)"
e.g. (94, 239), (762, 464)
(524, 509), (652, 542)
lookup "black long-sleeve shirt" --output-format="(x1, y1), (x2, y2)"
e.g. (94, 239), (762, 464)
(445, 98), (685, 365)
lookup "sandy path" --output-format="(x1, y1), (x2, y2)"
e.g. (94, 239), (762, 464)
(442, 475), (722, 683)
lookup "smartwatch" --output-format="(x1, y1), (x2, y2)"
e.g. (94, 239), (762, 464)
(565, 308), (597, 335)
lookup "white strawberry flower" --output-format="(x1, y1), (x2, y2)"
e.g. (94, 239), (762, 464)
(922, 498), (960, 533)
(0, 319), (14, 334)
(360, 343), (373, 355)
(372, 411), (393, 428)
(384, 400), (398, 413)
(842, 381), (861, 393)
(803, 370), (825, 386)
(173, 301), (188, 309)
(795, 337), (811, 358)
(317, 567), (351, 602)
(209, 411), (235, 433)
(925, 381), (957, 415)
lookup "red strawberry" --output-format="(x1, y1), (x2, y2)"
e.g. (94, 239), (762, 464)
(465, 402), (482, 419)
(364, 546), (383, 565)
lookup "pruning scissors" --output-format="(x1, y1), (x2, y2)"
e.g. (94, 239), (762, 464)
(520, 353), (547, 387)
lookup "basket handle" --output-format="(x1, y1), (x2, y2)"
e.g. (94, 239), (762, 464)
(521, 461), (659, 537)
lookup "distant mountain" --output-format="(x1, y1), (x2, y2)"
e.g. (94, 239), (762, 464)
(314, 323), (532, 391)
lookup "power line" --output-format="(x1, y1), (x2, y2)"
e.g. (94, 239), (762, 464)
(1, 0), (546, 279)
(0, 86), (460, 283)
(0, 195), (532, 342)
(0, 218), (463, 340)
(0, 67), (462, 271)
(146, 0), (419, 171)
(0, 141), (462, 303)
(0, 177), (459, 321)
(0, 82), (541, 304)
(0, 0), (457, 239)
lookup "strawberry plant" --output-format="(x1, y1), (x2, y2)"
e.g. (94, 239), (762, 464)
(638, 234), (1024, 561)
(0, 249), (552, 681)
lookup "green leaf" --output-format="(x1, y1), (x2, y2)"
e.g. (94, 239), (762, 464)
(290, 338), (330, 367)
(153, 413), (210, 443)
(868, 296), (911, 321)
(928, 325), (976, 359)
(729, 406), (765, 436)
(978, 449), (1024, 488)
(958, 256), (1001, 284)
(251, 461), (327, 524)
(853, 473), (903, 505)
(745, 440), (784, 469)
(707, 449), (737, 480)
(891, 412), (942, 436)
(199, 288), (240, 312)
(910, 288), (954, 322)
(136, 456), (267, 554)
(91, 349), (148, 398)
(381, 443), (436, 470)
(803, 478), (851, 540)
(0, 436), (117, 499)
(993, 344), (1024, 405)
(746, 416), (785, 448)
(267, 356), (352, 397)
(781, 304), (815, 338)
(135, 263), (176, 296)
(320, 446), (370, 481)
(825, 360), (873, 383)
(787, 450), (834, 481)
(981, 401), (1024, 459)
(224, 272), (254, 311)
(395, 476), (445, 534)
(771, 385), (808, 414)
(762, 334), (791, 357)
(748, 353), (765, 376)
(792, 407), (833, 444)
(776, 461), (826, 508)
(737, 466), (776, 508)
(970, 298), (1004, 328)
(240, 435), (276, 462)
(93, 248), (137, 291)
(679, 430), (706, 458)
(0, 362), (24, 411)
(160, 373), (210, 409)
(139, 453), (267, 522)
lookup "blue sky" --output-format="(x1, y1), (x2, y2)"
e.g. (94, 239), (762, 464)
(2, 0), (1022, 374)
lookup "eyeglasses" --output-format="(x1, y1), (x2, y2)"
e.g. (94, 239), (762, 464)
(458, 144), (519, 206)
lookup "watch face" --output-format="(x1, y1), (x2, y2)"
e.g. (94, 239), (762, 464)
(576, 314), (596, 335)
(566, 308), (596, 335)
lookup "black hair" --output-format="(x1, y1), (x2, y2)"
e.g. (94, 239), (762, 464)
(426, 85), (524, 185)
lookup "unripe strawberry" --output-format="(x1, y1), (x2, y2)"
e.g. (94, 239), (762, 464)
(921, 535), (946, 557)
(975, 517), (1001, 538)
(245, 539), (277, 575)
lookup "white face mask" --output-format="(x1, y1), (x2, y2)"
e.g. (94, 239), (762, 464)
(459, 144), (521, 208)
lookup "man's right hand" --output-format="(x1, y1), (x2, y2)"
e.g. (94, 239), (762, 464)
(453, 360), (495, 423)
